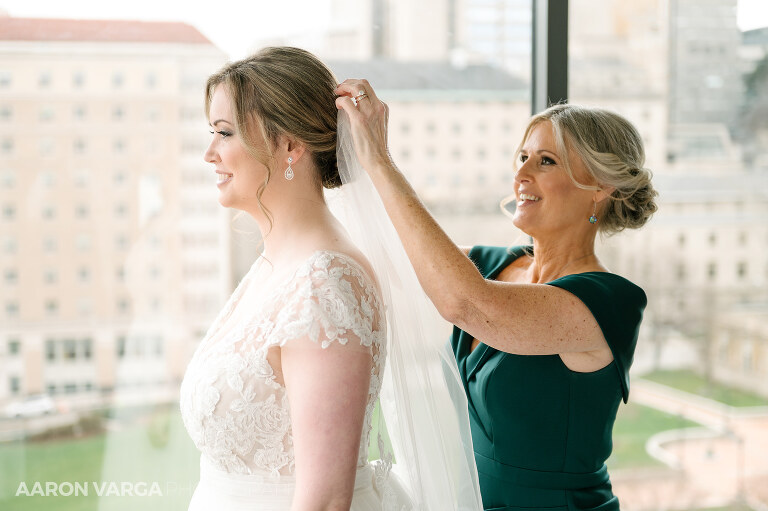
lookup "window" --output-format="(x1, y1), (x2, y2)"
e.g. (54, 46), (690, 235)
(0, 71), (11, 88)
(707, 262), (717, 280)
(45, 300), (59, 316)
(0, 105), (11, 121)
(42, 206), (56, 220)
(73, 105), (86, 121)
(112, 73), (124, 88)
(2, 138), (13, 154)
(8, 339), (20, 355)
(112, 106), (124, 121)
(10, 376), (20, 395)
(78, 267), (90, 282)
(75, 204), (89, 219)
(38, 72), (51, 88)
(73, 72), (85, 88)
(83, 338), (93, 359)
(6, 302), (18, 317)
(117, 336), (126, 358)
(46, 339), (56, 361)
(63, 339), (76, 360)
(44, 268), (57, 284)
(73, 139), (86, 154)
(43, 237), (57, 252)
(4, 268), (17, 285)
(737, 261), (747, 280)
(3, 204), (16, 220)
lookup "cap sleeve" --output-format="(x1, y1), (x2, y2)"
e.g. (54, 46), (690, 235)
(547, 273), (647, 403)
(265, 252), (385, 352)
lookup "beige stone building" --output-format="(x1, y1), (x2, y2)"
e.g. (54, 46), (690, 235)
(0, 17), (228, 406)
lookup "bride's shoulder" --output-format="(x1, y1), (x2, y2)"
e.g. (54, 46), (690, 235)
(300, 249), (378, 291)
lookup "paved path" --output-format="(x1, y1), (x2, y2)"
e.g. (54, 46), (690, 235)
(612, 379), (768, 511)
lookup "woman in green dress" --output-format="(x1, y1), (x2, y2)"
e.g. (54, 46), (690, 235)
(335, 80), (658, 510)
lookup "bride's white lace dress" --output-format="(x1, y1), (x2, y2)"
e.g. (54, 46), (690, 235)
(180, 250), (411, 510)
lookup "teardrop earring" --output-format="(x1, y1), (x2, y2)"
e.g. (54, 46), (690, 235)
(589, 201), (598, 224)
(284, 157), (294, 180)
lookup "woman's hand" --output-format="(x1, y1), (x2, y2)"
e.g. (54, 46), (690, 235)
(335, 79), (394, 172)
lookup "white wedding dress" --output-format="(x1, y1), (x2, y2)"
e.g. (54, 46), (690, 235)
(180, 250), (412, 511)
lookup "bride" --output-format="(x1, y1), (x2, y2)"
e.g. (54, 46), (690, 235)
(179, 47), (482, 510)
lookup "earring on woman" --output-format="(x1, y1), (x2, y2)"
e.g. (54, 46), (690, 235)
(284, 157), (294, 180)
(589, 201), (598, 224)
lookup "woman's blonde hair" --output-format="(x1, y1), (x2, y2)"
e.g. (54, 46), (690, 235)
(205, 47), (341, 228)
(516, 104), (658, 235)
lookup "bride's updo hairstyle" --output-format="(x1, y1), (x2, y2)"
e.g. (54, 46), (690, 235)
(205, 46), (342, 192)
(516, 104), (658, 235)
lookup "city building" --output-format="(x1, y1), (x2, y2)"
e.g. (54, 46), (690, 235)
(0, 16), (229, 405)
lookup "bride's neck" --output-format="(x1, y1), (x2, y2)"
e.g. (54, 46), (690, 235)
(253, 197), (339, 264)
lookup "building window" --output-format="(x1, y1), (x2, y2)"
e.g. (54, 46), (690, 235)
(45, 300), (58, 316)
(737, 261), (747, 280)
(116, 265), (125, 282)
(114, 203), (128, 218)
(8, 339), (20, 355)
(40, 171), (56, 187)
(39, 139), (55, 157)
(9, 376), (20, 395)
(46, 340), (56, 361)
(64, 383), (77, 394)
(43, 237), (57, 252)
(47, 384), (56, 395)
(676, 263), (686, 281)
(115, 235), (129, 251)
(0, 106), (11, 121)
(708, 232), (717, 246)
(113, 139), (126, 152)
(0, 72), (11, 88)
(42, 206), (56, 220)
(75, 204), (89, 219)
(76, 234), (91, 251)
(6, 302), (19, 317)
(63, 340), (76, 360)
(74, 139), (86, 154)
(707, 262), (717, 280)
(73, 105), (86, 121)
(44, 268), (57, 284)
(3, 204), (15, 220)
(117, 336), (127, 358)
(2, 138), (13, 154)
(83, 338), (93, 359)
(1, 169), (15, 188)
(112, 73), (124, 88)
(117, 298), (130, 314)
(74, 170), (90, 187)
(38, 72), (51, 88)
(738, 232), (747, 245)
(73, 72), (85, 88)
(2, 237), (17, 254)
(78, 267), (90, 283)
(112, 106), (124, 121)
(678, 233), (685, 247)
(39, 108), (54, 122)
(145, 73), (157, 89)
(4, 268), (17, 285)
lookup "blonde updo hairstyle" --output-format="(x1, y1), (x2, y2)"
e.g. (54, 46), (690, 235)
(517, 104), (658, 235)
(205, 47), (341, 224)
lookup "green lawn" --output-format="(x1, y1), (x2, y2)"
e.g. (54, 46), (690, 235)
(0, 402), (391, 511)
(607, 401), (698, 470)
(0, 404), (199, 511)
(642, 370), (768, 407)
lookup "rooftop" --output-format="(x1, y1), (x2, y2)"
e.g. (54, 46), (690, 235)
(0, 16), (212, 45)
(327, 59), (527, 91)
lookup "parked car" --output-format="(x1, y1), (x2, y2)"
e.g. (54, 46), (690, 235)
(3, 394), (57, 418)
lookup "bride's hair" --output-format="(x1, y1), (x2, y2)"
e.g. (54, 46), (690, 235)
(205, 47), (341, 225)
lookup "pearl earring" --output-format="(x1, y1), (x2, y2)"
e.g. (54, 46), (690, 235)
(284, 157), (294, 180)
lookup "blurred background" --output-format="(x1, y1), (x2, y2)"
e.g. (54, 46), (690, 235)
(0, 0), (767, 509)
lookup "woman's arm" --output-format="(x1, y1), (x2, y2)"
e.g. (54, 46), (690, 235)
(335, 81), (608, 356)
(281, 340), (372, 511)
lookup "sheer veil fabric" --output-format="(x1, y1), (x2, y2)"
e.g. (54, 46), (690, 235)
(328, 112), (484, 510)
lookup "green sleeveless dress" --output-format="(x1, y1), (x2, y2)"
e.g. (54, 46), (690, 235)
(451, 246), (646, 510)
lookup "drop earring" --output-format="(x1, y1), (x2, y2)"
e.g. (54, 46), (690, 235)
(589, 201), (598, 224)
(284, 157), (294, 180)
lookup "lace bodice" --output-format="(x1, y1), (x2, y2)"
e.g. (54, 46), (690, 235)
(180, 251), (386, 477)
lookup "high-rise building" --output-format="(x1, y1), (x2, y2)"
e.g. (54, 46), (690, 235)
(668, 0), (742, 125)
(0, 17), (228, 405)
